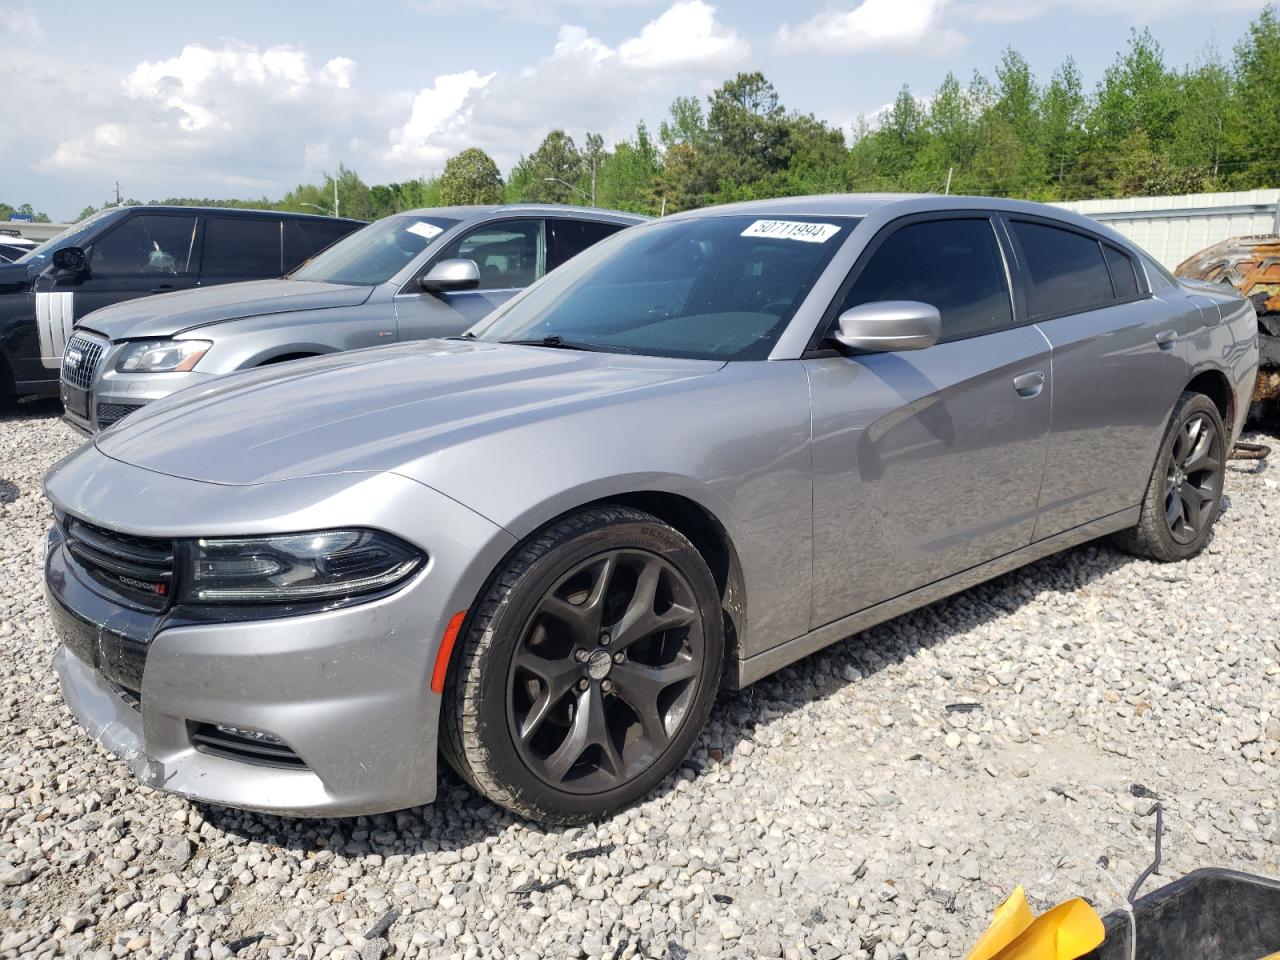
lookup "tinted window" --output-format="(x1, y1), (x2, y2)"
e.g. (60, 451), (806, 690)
(841, 218), (1012, 341)
(301, 219), (358, 255)
(202, 217), (282, 278)
(89, 214), (197, 275)
(549, 219), (625, 269)
(1104, 245), (1140, 299)
(1010, 220), (1114, 318)
(473, 215), (856, 360)
(436, 219), (544, 290)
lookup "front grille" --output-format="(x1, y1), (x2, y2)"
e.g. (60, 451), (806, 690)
(189, 723), (308, 770)
(62, 335), (104, 391)
(95, 401), (143, 429)
(62, 515), (175, 612)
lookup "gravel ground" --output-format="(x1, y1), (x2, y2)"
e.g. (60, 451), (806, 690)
(1, 398), (1277, 960)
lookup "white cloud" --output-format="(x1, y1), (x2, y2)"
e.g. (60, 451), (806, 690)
(0, 1), (42, 40)
(383, 1), (745, 171)
(388, 70), (495, 165)
(618, 0), (748, 70)
(776, 0), (963, 55)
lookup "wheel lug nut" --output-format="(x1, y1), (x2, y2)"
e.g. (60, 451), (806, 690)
(600, 633), (612, 646)
(602, 679), (614, 692)
(575, 649), (590, 662)
(613, 652), (624, 664)
(577, 678), (589, 690)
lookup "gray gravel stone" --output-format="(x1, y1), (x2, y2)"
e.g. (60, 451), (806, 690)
(1, 405), (1278, 959)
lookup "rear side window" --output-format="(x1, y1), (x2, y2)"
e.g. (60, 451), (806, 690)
(1009, 220), (1114, 318)
(548, 219), (625, 270)
(202, 217), (283, 278)
(1104, 245), (1140, 300)
(89, 214), (198, 275)
(840, 218), (1012, 341)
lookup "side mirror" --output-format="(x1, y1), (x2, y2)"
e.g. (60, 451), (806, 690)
(52, 246), (88, 275)
(830, 300), (941, 353)
(420, 258), (480, 294)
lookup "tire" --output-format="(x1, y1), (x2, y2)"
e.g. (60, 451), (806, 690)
(440, 505), (724, 824)
(1112, 391), (1227, 562)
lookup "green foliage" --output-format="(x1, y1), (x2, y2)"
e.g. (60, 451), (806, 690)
(49, 7), (1280, 223)
(439, 148), (505, 205)
(0, 202), (51, 223)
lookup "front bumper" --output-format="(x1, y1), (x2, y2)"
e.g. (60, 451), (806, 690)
(44, 455), (517, 817)
(64, 364), (212, 434)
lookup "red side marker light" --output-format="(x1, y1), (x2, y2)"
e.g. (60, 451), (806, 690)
(430, 610), (467, 694)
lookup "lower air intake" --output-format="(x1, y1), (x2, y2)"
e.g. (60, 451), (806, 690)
(189, 723), (308, 770)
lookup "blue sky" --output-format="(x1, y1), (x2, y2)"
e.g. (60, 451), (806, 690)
(0, 0), (1270, 220)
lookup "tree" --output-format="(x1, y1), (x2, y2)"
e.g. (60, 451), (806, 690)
(439, 148), (504, 205)
(1231, 5), (1280, 186)
(596, 123), (661, 214)
(507, 130), (585, 203)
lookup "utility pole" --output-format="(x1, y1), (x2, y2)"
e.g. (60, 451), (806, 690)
(944, 168), (953, 196)
(333, 175), (339, 219)
(114, 181), (122, 206)
(590, 156), (597, 206)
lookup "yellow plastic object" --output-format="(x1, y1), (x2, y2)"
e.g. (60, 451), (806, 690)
(967, 886), (1035, 960)
(1257, 953), (1280, 960)
(968, 890), (1105, 960)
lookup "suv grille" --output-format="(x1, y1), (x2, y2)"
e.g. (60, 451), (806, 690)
(62, 515), (175, 612)
(62, 335), (104, 391)
(96, 401), (144, 429)
(189, 724), (308, 769)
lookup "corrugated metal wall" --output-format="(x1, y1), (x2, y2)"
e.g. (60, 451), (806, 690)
(1053, 189), (1280, 271)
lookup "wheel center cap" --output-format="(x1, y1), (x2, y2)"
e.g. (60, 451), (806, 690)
(1173, 468), (1186, 485)
(585, 649), (613, 680)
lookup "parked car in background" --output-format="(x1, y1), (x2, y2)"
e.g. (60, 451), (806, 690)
(43, 194), (1256, 823)
(60, 204), (646, 432)
(0, 206), (363, 402)
(0, 232), (38, 263)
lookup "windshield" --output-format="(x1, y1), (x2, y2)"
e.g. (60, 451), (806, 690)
(17, 208), (118, 265)
(290, 214), (458, 285)
(472, 214), (858, 360)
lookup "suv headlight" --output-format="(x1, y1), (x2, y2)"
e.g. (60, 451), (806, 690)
(116, 339), (211, 373)
(183, 529), (424, 604)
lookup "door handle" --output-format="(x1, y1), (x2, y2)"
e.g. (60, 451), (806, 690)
(1155, 330), (1177, 349)
(1013, 370), (1045, 398)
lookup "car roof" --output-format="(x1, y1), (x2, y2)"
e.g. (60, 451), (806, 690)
(660, 192), (1139, 251)
(397, 203), (651, 224)
(104, 205), (364, 224)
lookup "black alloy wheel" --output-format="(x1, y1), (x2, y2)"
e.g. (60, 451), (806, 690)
(1163, 410), (1224, 544)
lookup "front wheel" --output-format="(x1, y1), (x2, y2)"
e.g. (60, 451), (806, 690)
(1112, 391), (1227, 562)
(439, 505), (724, 824)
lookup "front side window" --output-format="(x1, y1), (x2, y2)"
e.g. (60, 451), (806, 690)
(290, 214), (458, 286)
(88, 214), (198, 275)
(473, 214), (857, 360)
(1009, 220), (1115, 318)
(201, 217), (282, 278)
(435, 219), (544, 290)
(839, 218), (1012, 341)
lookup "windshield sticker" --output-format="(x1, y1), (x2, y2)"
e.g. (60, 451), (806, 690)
(406, 221), (444, 241)
(741, 220), (841, 243)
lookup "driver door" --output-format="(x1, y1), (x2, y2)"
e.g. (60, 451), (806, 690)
(394, 218), (546, 340)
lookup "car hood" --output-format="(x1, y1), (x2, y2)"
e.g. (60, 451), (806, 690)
(79, 278), (375, 340)
(95, 340), (725, 486)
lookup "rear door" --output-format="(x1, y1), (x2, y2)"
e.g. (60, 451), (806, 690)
(199, 216), (285, 284)
(1001, 217), (1191, 540)
(804, 213), (1052, 628)
(394, 217), (547, 340)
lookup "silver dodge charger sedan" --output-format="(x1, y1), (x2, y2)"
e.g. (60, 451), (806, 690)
(60, 204), (644, 433)
(44, 194), (1257, 824)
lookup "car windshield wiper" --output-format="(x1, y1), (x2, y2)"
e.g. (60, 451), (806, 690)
(501, 335), (634, 355)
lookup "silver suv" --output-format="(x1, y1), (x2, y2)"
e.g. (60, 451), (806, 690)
(44, 194), (1257, 824)
(60, 205), (645, 432)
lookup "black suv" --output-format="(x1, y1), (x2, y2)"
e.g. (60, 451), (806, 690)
(0, 206), (363, 400)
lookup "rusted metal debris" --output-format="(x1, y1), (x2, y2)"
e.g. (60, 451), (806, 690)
(1175, 235), (1280, 314)
(1177, 235), (1280, 414)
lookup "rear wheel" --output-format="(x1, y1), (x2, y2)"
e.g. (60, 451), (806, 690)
(440, 505), (723, 824)
(1113, 391), (1226, 562)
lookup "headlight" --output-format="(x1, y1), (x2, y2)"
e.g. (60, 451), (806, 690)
(115, 339), (211, 373)
(183, 529), (424, 604)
